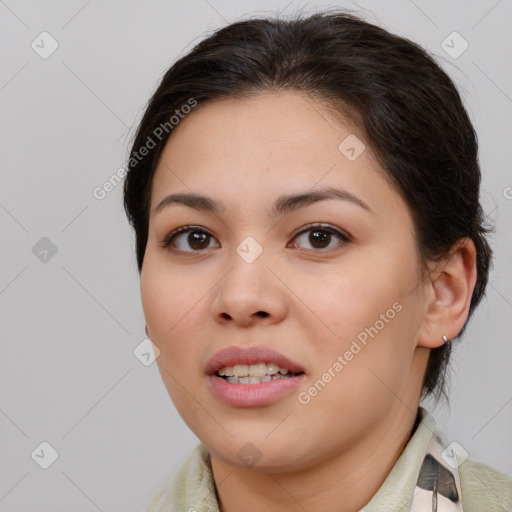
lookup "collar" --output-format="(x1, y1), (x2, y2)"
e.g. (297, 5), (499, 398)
(148, 407), (464, 512)
(362, 407), (465, 511)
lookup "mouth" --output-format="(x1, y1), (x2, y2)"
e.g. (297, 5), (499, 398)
(206, 345), (305, 378)
(216, 362), (303, 384)
(206, 345), (306, 407)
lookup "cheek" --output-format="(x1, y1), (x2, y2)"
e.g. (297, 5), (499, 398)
(140, 261), (207, 378)
(141, 266), (208, 414)
(141, 257), (197, 334)
(307, 290), (422, 422)
(289, 261), (399, 341)
(293, 250), (418, 378)
(297, 310), (416, 436)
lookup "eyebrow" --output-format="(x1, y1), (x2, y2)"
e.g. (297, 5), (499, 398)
(153, 186), (373, 216)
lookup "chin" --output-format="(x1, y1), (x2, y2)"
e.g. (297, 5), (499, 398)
(202, 428), (319, 473)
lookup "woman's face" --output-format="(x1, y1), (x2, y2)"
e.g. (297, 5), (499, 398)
(141, 91), (432, 470)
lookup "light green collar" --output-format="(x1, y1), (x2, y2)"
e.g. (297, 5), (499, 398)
(147, 407), (439, 511)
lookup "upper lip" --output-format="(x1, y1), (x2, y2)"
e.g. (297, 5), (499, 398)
(206, 345), (306, 376)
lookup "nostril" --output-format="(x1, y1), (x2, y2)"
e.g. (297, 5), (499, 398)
(256, 311), (269, 317)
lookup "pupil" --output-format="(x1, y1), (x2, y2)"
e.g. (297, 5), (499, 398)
(189, 232), (209, 249)
(310, 230), (329, 248)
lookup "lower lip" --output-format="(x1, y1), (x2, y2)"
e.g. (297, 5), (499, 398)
(208, 374), (307, 407)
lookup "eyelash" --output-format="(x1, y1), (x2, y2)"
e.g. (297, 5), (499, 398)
(160, 223), (352, 255)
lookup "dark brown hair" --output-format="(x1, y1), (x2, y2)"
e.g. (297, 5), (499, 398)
(123, 10), (493, 401)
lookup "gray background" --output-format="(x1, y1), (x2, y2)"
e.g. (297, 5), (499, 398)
(0, 0), (511, 510)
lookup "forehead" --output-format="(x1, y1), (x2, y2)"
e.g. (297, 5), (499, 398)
(149, 91), (404, 219)
(157, 91), (359, 156)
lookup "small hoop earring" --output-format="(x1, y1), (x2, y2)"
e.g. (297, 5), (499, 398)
(442, 335), (449, 343)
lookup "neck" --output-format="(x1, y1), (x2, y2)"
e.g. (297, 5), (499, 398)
(211, 402), (422, 512)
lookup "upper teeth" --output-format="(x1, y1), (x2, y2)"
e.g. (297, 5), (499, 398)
(218, 362), (291, 377)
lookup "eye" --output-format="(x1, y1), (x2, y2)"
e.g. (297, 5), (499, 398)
(288, 223), (351, 251)
(161, 225), (219, 253)
(161, 223), (351, 254)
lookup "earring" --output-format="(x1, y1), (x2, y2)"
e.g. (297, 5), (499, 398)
(442, 335), (449, 343)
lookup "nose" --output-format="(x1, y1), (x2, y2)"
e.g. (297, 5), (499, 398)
(210, 245), (288, 328)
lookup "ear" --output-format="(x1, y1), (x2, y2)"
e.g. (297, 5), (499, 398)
(417, 238), (477, 349)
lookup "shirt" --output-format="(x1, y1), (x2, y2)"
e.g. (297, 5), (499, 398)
(145, 407), (512, 511)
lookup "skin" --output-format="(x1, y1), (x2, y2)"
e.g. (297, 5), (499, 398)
(140, 91), (477, 512)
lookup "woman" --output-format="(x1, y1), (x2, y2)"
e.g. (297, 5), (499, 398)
(123, 10), (512, 512)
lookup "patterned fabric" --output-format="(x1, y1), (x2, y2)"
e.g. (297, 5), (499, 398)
(410, 430), (464, 511)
